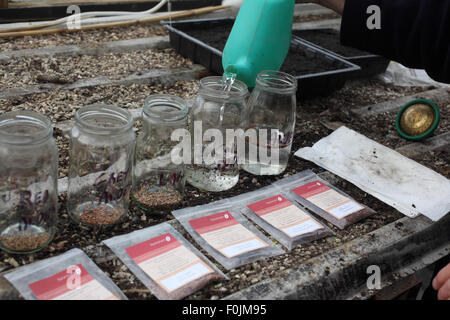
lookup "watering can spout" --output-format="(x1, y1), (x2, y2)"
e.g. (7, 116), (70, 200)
(222, 0), (295, 88)
(224, 62), (251, 88)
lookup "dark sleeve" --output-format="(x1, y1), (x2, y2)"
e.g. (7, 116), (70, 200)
(340, 0), (450, 83)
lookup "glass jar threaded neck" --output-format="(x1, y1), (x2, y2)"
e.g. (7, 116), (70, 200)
(199, 76), (248, 101)
(255, 70), (297, 94)
(0, 110), (52, 145)
(143, 94), (188, 122)
(75, 104), (133, 135)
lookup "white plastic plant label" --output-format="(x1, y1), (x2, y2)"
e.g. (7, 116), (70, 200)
(4, 248), (127, 300)
(291, 180), (364, 220)
(28, 264), (118, 300)
(247, 195), (324, 238)
(189, 211), (268, 258)
(103, 222), (226, 300)
(125, 233), (214, 293)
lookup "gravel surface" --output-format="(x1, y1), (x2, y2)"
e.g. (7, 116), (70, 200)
(1, 74), (448, 300)
(0, 23), (168, 51)
(0, 49), (193, 89)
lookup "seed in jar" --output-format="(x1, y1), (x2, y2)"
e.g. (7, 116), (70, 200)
(0, 232), (51, 252)
(79, 205), (123, 225)
(133, 185), (182, 209)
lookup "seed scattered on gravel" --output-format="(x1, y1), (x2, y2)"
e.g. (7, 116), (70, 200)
(0, 232), (51, 252)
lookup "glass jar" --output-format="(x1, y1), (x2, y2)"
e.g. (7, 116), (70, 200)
(243, 70), (297, 175)
(67, 105), (135, 227)
(0, 111), (58, 254)
(186, 76), (249, 192)
(132, 95), (188, 212)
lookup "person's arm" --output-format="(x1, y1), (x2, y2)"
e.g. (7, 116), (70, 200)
(433, 263), (450, 300)
(312, 0), (450, 83)
(314, 0), (345, 14)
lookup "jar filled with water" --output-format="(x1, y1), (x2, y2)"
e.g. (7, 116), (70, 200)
(243, 70), (297, 175)
(186, 75), (249, 192)
(0, 111), (58, 254)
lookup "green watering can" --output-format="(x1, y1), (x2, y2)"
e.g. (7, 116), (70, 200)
(222, 0), (295, 88)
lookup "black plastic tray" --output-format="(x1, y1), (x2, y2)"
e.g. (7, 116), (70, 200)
(292, 28), (390, 79)
(162, 18), (361, 99)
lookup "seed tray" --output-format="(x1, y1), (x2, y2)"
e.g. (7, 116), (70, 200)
(162, 18), (361, 99)
(292, 28), (390, 79)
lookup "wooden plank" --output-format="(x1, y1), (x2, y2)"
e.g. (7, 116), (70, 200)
(396, 132), (450, 158)
(0, 5), (229, 38)
(0, 0), (7, 9)
(373, 274), (421, 300)
(0, 36), (170, 62)
(225, 214), (450, 300)
(350, 88), (450, 117)
(0, 64), (207, 100)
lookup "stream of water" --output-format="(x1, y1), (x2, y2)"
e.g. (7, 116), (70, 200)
(219, 71), (236, 123)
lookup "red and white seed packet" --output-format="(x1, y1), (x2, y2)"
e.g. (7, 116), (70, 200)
(229, 185), (334, 250)
(103, 222), (226, 300)
(173, 199), (284, 270)
(4, 248), (126, 300)
(273, 170), (376, 229)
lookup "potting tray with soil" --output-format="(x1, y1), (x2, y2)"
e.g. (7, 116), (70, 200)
(162, 18), (360, 98)
(292, 29), (390, 79)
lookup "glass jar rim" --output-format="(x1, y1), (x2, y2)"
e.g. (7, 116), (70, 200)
(75, 104), (134, 135)
(199, 76), (249, 100)
(0, 110), (52, 145)
(143, 94), (188, 122)
(256, 70), (298, 93)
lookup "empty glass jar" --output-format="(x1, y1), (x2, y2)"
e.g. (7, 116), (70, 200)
(67, 105), (135, 227)
(0, 111), (58, 254)
(186, 76), (249, 192)
(243, 70), (297, 175)
(132, 95), (188, 212)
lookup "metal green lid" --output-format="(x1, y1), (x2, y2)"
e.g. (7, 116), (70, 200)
(395, 98), (440, 141)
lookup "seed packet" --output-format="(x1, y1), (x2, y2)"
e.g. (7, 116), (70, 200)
(273, 170), (376, 229)
(103, 222), (226, 300)
(229, 186), (335, 251)
(3, 248), (126, 300)
(172, 200), (284, 270)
